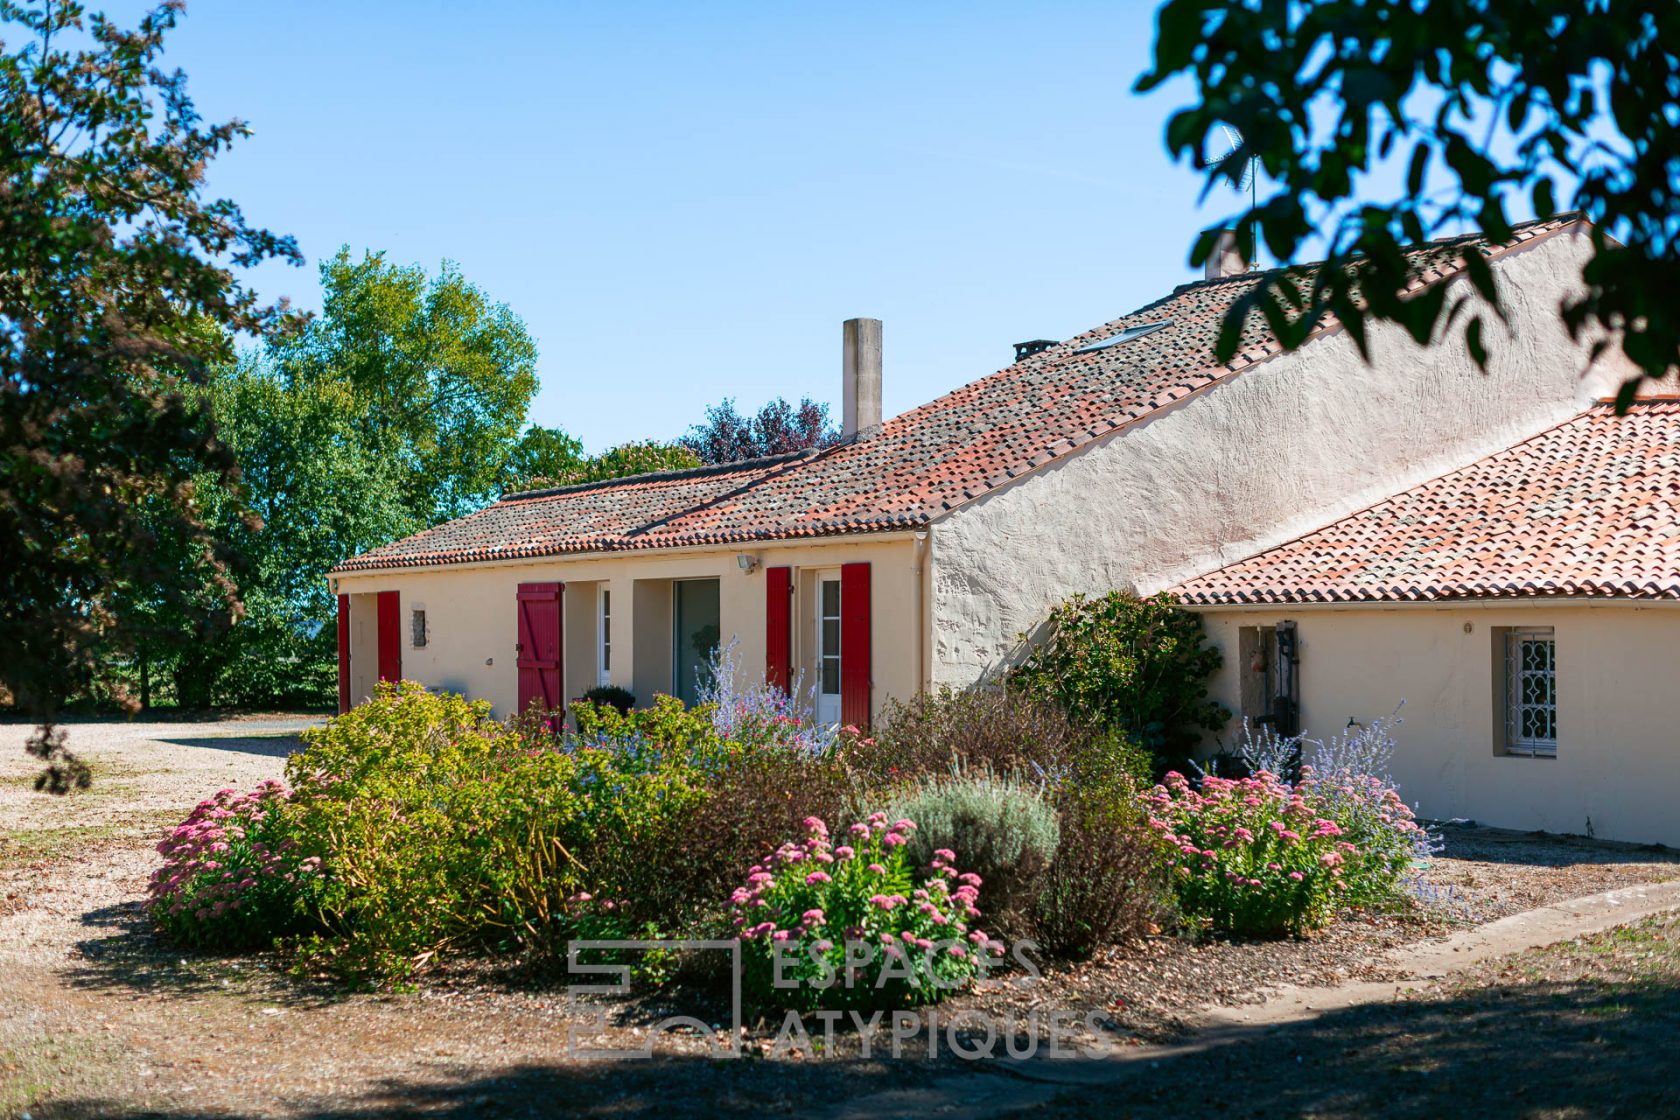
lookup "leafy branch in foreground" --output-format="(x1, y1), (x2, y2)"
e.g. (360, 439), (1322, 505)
(1141, 0), (1679, 403)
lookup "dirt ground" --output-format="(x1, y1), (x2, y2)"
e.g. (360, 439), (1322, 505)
(2, 719), (1677, 1119)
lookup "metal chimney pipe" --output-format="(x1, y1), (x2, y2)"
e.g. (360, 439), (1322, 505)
(842, 318), (882, 439)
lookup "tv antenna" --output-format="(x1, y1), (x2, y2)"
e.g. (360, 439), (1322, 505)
(1197, 123), (1259, 265)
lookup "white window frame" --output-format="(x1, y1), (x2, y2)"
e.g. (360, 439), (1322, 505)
(597, 587), (612, 688)
(813, 571), (842, 726)
(1504, 627), (1557, 757)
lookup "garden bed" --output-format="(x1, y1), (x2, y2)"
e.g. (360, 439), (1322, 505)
(5, 718), (1678, 1118)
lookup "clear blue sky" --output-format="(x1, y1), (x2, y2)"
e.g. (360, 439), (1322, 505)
(156, 1), (1248, 451)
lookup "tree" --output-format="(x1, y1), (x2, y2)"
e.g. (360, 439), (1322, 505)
(681, 396), (840, 465)
(1140, 0), (1679, 402)
(503, 428), (700, 492)
(1, 1), (301, 788)
(277, 248), (539, 525)
(157, 365), (413, 708)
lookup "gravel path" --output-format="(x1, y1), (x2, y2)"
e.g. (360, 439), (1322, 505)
(2, 721), (1676, 1119)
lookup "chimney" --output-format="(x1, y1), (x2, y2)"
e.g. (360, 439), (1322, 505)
(842, 317), (882, 440)
(1205, 228), (1247, 280)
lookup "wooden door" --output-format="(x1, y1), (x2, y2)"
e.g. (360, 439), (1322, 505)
(517, 582), (564, 717)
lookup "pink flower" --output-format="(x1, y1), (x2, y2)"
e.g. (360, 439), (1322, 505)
(1288, 871), (1304, 881)
(802, 908), (825, 924)
(933, 848), (956, 862)
(805, 870), (832, 885)
(867, 863), (887, 875)
(834, 845), (855, 859)
(883, 832), (907, 848)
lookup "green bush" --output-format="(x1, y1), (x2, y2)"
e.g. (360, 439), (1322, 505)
(580, 684), (636, 714)
(875, 767), (1059, 939)
(1011, 591), (1228, 768)
(281, 682), (707, 981)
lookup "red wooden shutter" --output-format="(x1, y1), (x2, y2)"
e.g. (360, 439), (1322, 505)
(766, 566), (792, 694)
(840, 562), (872, 729)
(376, 590), (402, 684)
(337, 594), (351, 713)
(517, 582), (565, 718)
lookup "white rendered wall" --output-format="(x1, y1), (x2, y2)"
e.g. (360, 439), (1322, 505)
(1196, 604), (1680, 847)
(930, 227), (1635, 685)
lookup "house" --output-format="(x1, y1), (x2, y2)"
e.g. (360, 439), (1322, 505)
(331, 215), (1679, 843)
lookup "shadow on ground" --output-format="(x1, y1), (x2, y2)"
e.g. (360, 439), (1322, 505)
(29, 971), (1680, 1119)
(1434, 821), (1677, 868)
(149, 734), (306, 758)
(62, 900), (354, 1011)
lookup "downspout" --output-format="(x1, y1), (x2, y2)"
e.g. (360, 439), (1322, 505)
(911, 529), (930, 695)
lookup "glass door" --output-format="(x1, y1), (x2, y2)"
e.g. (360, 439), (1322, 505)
(815, 575), (841, 725)
(673, 579), (721, 706)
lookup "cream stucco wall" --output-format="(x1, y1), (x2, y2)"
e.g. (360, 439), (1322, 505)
(1195, 603), (1680, 846)
(928, 226), (1635, 685)
(331, 536), (924, 722)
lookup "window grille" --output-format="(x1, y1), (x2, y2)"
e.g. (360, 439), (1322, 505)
(1504, 628), (1556, 756)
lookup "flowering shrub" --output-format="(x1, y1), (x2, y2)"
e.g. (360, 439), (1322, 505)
(1145, 770), (1360, 935)
(729, 813), (1003, 1010)
(1237, 710), (1437, 907)
(696, 638), (840, 754)
(148, 780), (324, 950)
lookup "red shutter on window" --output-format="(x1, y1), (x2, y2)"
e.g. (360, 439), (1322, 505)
(517, 582), (565, 720)
(376, 590), (402, 684)
(337, 594), (351, 713)
(766, 566), (792, 694)
(840, 562), (872, 729)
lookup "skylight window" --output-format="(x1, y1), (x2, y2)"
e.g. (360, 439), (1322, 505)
(1072, 319), (1174, 354)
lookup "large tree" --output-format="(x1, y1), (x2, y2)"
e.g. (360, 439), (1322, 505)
(277, 248), (539, 525)
(1141, 0), (1679, 399)
(0, 0), (300, 788)
(150, 365), (414, 708)
(681, 396), (840, 465)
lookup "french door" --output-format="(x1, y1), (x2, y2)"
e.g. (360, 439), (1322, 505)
(814, 574), (842, 725)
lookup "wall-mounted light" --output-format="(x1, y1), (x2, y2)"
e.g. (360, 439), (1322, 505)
(737, 553), (760, 573)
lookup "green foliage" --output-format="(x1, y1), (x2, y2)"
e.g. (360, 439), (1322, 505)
(0, 0), (300, 783)
(280, 683), (710, 981)
(864, 686), (1165, 958)
(129, 366), (413, 708)
(503, 429), (701, 493)
(579, 685), (636, 714)
(1011, 592), (1228, 767)
(276, 247), (539, 525)
(1139, 0), (1679, 397)
(876, 767), (1060, 938)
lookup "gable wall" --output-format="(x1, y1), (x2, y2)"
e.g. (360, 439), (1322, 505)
(930, 226), (1636, 684)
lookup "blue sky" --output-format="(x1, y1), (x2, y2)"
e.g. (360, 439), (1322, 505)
(157, 2), (1253, 450)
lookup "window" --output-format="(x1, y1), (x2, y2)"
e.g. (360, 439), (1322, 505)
(1504, 628), (1556, 756)
(1072, 319), (1174, 353)
(410, 608), (428, 649)
(598, 588), (612, 687)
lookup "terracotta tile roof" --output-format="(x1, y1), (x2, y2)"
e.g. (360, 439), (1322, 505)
(335, 216), (1579, 574)
(1171, 401), (1680, 605)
